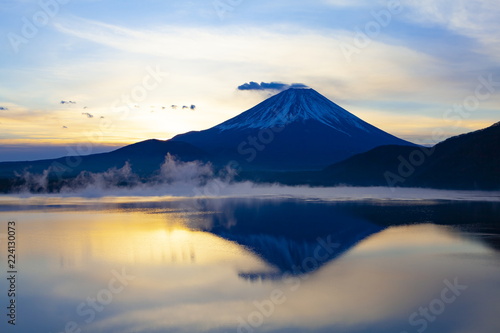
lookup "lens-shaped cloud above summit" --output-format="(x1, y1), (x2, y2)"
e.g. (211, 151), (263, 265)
(238, 82), (309, 92)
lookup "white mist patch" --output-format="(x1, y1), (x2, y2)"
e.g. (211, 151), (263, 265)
(159, 154), (214, 183)
(67, 162), (140, 191)
(14, 168), (51, 193)
(11, 154), (221, 197)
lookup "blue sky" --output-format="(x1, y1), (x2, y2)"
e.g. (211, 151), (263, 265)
(0, 0), (499, 161)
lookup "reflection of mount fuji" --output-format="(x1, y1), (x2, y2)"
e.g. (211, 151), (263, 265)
(224, 230), (378, 281)
(195, 199), (500, 281)
(196, 199), (384, 280)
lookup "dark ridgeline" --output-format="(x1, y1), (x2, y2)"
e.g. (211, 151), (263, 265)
(0, 88), (498, 192)
(320, 121), (500, 190)
(0, 140), (209, 192)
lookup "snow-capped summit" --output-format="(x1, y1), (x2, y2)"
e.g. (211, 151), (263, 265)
(215, 88), (372, 136)
(172, 87), (416, 170)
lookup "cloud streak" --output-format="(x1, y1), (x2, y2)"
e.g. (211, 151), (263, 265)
(402, 0), (500, 61)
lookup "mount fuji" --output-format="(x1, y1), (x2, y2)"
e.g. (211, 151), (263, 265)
(172, 88), (416, 170)
(1, 87), (498, 192)
(0, 87), (420, 192)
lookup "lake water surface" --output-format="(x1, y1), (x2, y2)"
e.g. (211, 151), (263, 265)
(0, 194), (499, 333)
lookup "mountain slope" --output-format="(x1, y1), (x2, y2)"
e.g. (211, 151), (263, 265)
(0, 87), (423, 192)
(322, 122), (500, 190)
(172, 88), (416, 170)
(0, 140), (208, 180)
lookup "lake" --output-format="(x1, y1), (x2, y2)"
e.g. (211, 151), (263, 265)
(0, 191), (499, 333)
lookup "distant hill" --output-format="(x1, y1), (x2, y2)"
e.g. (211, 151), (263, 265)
(321, 122), (500, 190)
(0, 140), (208, 192)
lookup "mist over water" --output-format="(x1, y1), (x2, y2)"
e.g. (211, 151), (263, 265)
(7, 154), (500, 201)
(2, 155), (500, 333)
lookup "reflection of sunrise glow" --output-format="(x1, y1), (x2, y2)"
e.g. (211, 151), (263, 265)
(348, 224), (493, 256)
(18, 210), (255, 267)
(1, 200), (499, 333)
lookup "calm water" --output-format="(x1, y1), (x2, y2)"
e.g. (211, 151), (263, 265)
(0, 196), (499, 333)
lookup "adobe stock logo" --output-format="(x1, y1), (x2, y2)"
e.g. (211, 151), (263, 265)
(237, 235), (340, 333)
(56, 268), (135, 333)
(212, 0), (244, 20)
(401, 278), (468, 333)
(7, 0), (70, 54)
(384, 73), (500, 190)
(339, 0), (403, 63)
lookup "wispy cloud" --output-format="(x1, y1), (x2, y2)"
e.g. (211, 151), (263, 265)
(51, 17), (453, 100)
(1, 1), (499, 151)
(402, 0), (500, 60)
(321, 0), (500, 63)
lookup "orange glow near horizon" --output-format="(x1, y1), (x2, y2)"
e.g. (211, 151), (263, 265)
(2, 100), (496, 147)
